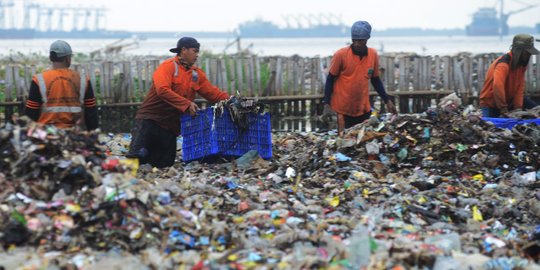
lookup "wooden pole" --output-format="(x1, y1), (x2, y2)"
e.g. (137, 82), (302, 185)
(254, 56), (262, 97)
(219, 58), (229, 92)
(236, 57), (244, 94)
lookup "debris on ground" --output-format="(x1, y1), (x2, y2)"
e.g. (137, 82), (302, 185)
(0, 104), (539, 269)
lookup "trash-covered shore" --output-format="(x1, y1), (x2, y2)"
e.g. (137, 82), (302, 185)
(0, 103), (539, 269)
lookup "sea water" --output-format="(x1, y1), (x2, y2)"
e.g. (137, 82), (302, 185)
(0, 35), (517, 57)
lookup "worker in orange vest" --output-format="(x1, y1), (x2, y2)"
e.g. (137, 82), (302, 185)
(479, 34), (539, 118)
(25, 40), (98, 130)
(127, 37), (230, 168)
(323, 20), (397, 136)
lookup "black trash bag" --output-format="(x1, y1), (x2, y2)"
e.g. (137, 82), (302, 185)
(1, 221), (30, 246)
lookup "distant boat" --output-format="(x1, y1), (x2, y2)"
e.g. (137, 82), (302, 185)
(236, 19), (348, 38)
(466, 8), (500, 36)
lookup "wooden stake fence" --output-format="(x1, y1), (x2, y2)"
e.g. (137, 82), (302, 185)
(1, 54), (538, 132)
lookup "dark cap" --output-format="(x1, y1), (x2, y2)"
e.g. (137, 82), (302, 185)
(351, 20), (371, 40)
(512, 34), (539, 55)
(50, 40), (72, 57)
(170, 37), (200, 53)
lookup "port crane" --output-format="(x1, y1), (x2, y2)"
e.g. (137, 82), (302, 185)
(1, 0), (106, 32)
(0, 0), (14, 28)
(498, 0), (537, 35)
(467, 0), (537, 36)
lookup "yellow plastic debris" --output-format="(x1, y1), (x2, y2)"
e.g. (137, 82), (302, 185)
(325, 196), (340, 207)
(120, 158), (139, 176)
(472, 174), (484, 182)
(473, 205), (483, 221)
(362, 188), (369, 198)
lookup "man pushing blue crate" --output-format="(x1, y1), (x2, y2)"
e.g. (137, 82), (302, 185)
(126, 37), (230, 168)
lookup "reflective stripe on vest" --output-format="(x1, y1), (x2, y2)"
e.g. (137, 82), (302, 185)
(35, 69), (85, 128)
(42, 106), (82, 113)
(173, 61), (196, 80)
(36, 73), (48, 103)
(37, 71), (85, 107)
(79, 71), (86, 104)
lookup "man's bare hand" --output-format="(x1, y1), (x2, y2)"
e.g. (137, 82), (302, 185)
(187, 102), (200, 116)
(500, 108), (509, 118)
(386, 100), (398, 115)
(322, 104), (334, 117)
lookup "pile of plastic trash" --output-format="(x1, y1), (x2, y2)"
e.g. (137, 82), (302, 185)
(0, 104), (539, 269)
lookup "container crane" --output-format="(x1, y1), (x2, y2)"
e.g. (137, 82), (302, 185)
(40, 8), (54, 31)
(23, 1), (40, 29)
(499, 0), (537, 36)
(0, 0), (14, 28)
(281, 15), (293, 29)
(321, 13), (339, 25)
(57, 8), (67, 31)
(467, 0), (537, 36)
(299, 14), (315, 28)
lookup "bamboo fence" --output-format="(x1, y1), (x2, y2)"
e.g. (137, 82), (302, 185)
(1, 54), (539, 132)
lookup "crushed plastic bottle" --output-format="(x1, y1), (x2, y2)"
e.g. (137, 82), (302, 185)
(347, 223), (371, 269)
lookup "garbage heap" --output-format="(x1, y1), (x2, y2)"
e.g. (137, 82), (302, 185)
(0, 108), (539, 269)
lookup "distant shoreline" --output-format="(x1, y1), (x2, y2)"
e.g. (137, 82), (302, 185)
(1, 26), (539, 40)
(0, 35), (525, 57)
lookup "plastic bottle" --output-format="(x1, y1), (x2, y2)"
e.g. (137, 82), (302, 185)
(432, 256), (460, 270)
(424, 232), (461, 254)
(348, 224), (371, 269)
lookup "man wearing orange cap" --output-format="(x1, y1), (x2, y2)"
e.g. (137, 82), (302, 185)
(128, 37), (230, 168)
(479, 34), (540, 118)
(323, 20), (397, 136)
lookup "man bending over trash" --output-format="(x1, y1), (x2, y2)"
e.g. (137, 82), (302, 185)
(127, 37), (230, 168)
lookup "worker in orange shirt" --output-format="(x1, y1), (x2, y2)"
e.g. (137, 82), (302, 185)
(127, 37), (230, 168)
(25, 40), (98, 130)
(479, 34), (539, 118)
(323, 20), (397, 136)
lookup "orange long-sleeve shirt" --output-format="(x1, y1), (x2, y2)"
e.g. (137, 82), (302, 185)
(136, 57), (229, 135)
(479, 52), (527, 111)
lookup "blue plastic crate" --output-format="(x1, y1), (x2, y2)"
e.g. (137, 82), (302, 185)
(181, 107), (272, 162)
(483, 117), (540, 129)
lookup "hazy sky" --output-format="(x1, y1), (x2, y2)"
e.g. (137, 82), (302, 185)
(14, 0), (540, 32)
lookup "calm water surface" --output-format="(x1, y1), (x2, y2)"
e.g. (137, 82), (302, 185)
(0, 35), (516, 57)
